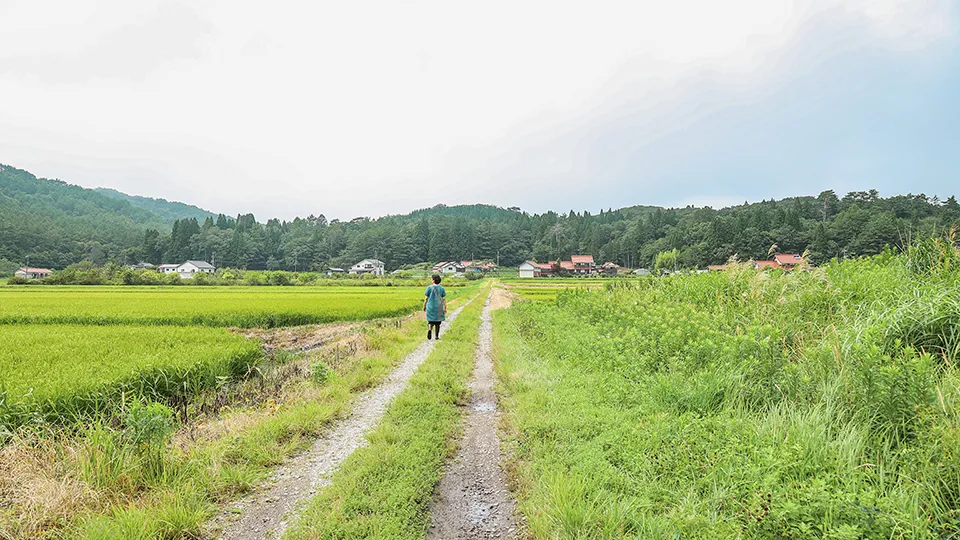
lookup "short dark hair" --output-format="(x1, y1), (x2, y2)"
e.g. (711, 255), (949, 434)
(432, 274), (441, 284)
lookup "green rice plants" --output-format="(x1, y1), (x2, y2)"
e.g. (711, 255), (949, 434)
(0, 325), (263, 429)
(0, 285), (435, 327)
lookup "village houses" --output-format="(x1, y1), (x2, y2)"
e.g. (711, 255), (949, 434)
(518, 255), (597, 278)
(708, 253), (805, 272)
(431, 260), (498, 275)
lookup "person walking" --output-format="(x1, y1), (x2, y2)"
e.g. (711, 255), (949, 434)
(424, 274), (447, 340)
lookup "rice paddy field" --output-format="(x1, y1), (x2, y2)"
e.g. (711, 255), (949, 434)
(0, 282), (465, 430)
(0, 325), (262, 428)
(502, 277), (610, 301)
(0, 285), (446, 327)
(493, 240), (960, 538)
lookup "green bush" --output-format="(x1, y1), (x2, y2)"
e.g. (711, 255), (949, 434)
(311, 361), (330, 384)
(124, 400), (175, 446)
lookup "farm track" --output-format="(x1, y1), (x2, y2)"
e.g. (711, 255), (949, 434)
(427, 292), (518, 539)
(214, 301), (472, 540)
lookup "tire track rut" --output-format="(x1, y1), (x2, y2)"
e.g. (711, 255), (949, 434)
(427, 293), (518, 539)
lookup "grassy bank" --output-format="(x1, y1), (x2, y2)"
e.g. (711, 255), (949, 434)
(493, 251), (960, 538)
(284, 286), (489, 539)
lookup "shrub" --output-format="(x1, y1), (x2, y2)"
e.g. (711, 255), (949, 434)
(124, 400), (175, 446)
(311, 361), (330, 384)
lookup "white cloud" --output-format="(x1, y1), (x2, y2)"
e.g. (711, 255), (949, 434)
(0, 0), (956, 219)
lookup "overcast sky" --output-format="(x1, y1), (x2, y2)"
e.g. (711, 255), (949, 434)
(1, 1), (958, 221)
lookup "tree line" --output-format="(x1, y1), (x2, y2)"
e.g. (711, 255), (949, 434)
(3, 161), (959, 273)
(140, 191), (960, 272)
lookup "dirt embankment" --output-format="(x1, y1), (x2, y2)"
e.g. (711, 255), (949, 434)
(489, 286), (518, 311)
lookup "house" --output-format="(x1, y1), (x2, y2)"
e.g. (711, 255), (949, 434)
(437, 262), (463, 274)
(15, 267), (52, 279)
(349, 259), (385, 276)
(176, 260), (215, 278)
(326, 267), (346, 276)
(479, 262), (497, 272)
(570, 255), (596, 275)
(752, 254), (803, 271)
(157, 261), (215, 278)
(518, 260), (556, 278)
(518, 261), (537, 278)
(129, 262), (155, 271)
(633, 268), (651, 276)
(601, 262), (620, 276)
(773, 253), (803, 270)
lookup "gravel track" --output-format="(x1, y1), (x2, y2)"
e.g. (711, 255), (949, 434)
(427, 293), (518, 539)
(214, 302), (470, 540)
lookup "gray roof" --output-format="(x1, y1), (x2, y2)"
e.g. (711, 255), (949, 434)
(184, 260), (215, 269)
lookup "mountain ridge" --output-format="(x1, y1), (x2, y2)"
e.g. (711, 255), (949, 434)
(94, 187), (216, 223)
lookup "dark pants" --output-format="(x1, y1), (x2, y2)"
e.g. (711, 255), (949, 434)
(427, 321), (442, 339)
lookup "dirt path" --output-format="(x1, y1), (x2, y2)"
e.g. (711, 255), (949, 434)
(214, 303), (470, 540)
(427, 293), (518, 539)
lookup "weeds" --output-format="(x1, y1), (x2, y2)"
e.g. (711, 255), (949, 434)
(494, 245), (960, 537)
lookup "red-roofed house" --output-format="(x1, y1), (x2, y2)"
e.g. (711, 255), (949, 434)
(753, 254), (804, 270)
(773, 253), (803, 269)
(15, 267), (52, 279)
(570, 255), (596, 275)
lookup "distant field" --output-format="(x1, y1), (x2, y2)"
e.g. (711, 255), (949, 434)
(502, 278), (610, 301)
(0, 325), (262, 427)
(0, 286), (442, 327)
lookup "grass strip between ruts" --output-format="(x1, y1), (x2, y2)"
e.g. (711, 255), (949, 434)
(283, 285), (488, 539)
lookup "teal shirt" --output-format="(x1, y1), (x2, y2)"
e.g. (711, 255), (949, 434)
(424, 284), (446, 322)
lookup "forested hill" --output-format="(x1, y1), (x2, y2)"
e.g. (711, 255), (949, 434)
(95, 187), (215, 223)
(0, 164), (197, 271)
(2, 163), (959, 273)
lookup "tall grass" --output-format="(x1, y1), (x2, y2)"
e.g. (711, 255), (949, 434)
(494, 241), (960, 537)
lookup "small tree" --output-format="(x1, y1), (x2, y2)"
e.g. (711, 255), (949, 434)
(654, 249), (680, 275)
